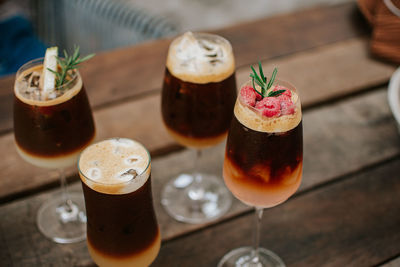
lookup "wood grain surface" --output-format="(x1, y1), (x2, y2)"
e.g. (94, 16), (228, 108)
(0, 87), (398, 266)
(0, 35), (395, 203)
(0, 2), (369, 134)
(153, 158), (400, 267)
(0, 2), (398, 266)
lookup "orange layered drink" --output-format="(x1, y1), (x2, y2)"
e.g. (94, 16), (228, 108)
(223, 79), (303, 208)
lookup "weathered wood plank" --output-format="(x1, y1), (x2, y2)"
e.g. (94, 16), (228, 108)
(0, 94), (175, 202)
(0, 75), (13, 135)
(0, 186), (92, 266)
(301, 89), (400, 191)
(0, 37), (396, 201)
(0, 2), (369, 134)
(0, 88), (399, 265)
(154, 88), (400, 241)
(218, 2), (369, 67)
(236, 38), (396, 107)
(152, 158), (400, 267)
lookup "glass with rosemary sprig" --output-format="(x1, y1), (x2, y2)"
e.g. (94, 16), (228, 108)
(218, 63), (303, 267)
(13, 46), (96, 244)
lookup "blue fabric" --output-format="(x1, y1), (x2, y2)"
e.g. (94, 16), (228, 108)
(0, 15), (46, 77)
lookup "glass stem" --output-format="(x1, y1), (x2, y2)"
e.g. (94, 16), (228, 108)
(59, 168), (73, 212)
(251, 207), (264, 264)
(187, 149), (204, 210)
(193, 149), (202, 183)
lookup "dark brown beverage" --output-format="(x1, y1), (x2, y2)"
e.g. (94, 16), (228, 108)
(160, 32), (235, 224)
(13, 63), (95, 169)
(161, 32), (237, 148)
(223, 81), (303, 207)
(162, 68), (237, 147)
(78, 138), (160, 267)
(82, 176), (159, 258)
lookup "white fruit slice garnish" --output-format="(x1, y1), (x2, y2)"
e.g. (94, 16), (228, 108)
(39, 47), (58, 99)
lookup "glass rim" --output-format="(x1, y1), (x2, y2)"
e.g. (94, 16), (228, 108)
(77, 137), (151, 186)
(16, 57), (79, 91)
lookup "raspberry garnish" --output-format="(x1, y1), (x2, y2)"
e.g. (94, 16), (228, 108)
(246, 63), (296, 117)
(280, 96), (295, 115)
(240, 85), (262, 107)
(247, 86), (295, 117)
(270, 85), (295, 115)
(255, 97), (281, 117)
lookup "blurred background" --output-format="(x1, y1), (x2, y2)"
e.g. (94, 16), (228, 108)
(1, 0), (353, 76)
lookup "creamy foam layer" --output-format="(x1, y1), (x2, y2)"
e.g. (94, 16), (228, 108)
(235, 89), (302, 133)
(164, 124), (227, 148)
(79, 138), (151, 195)
(166, 31), (235, 84)
(15, 143), (84, 169)
(15, 65), (82, 106)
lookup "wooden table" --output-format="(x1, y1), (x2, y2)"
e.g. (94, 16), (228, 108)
(1, 2), (399, 266)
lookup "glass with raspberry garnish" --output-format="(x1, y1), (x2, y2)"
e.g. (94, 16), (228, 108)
(218, 65), (303, 267)
(161, 32), (236, 224)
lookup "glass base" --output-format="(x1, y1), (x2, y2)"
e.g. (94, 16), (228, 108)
(161, 173), (232, 224)
(37, 192), (87, 244)
(218, 247), (286, 267)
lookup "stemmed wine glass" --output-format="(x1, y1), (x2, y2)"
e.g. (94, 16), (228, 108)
(160, 32), (237, 223)
(13, 53), (95, 243)
(218, 66), (303, 266)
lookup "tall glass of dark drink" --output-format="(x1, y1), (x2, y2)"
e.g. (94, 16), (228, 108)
(161, 32), (237, 223)
(78, 138), (161, 267)
(218, 78), (303, 266)
(13, 57), (95, 243)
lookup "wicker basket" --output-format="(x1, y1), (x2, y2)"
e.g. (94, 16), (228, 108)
(31, 0), (178, 54)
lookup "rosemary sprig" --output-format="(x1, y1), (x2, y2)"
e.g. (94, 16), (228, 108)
(48, 46), (95, 88)
(249, 62), (283, 98)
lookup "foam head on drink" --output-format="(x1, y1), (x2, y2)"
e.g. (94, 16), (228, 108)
(166, 31), (235, 84)
(78, 138), (160, 267)
(224, 80), (303, 208)
(162, 31), (237, 148)
(13, 50), (95, 169)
